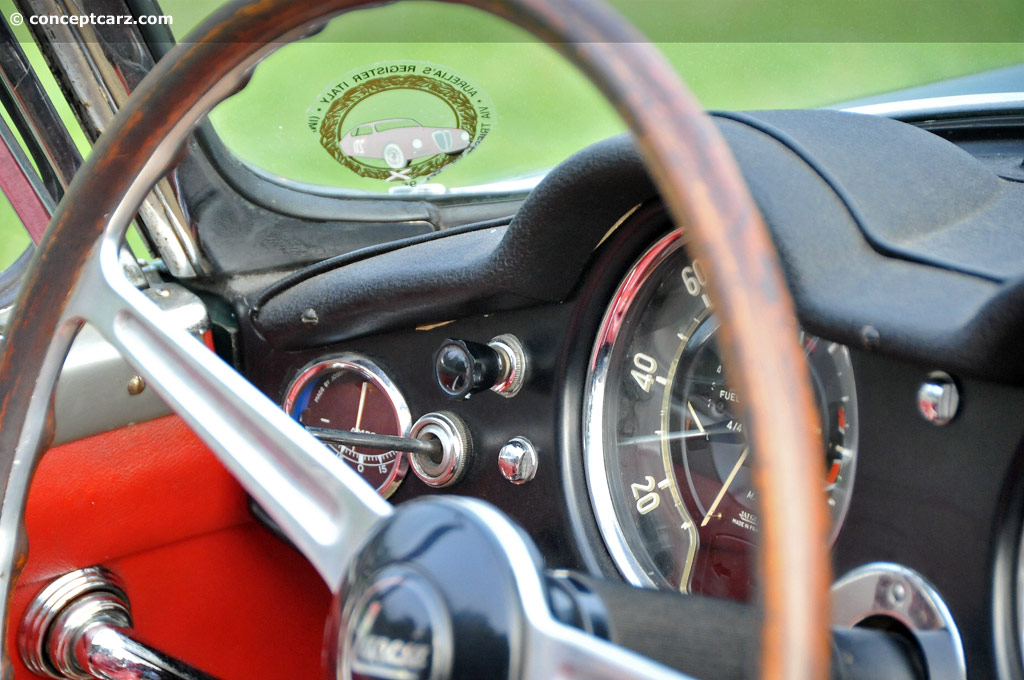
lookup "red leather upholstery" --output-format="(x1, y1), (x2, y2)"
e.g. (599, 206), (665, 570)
(9, 415), (331, 679)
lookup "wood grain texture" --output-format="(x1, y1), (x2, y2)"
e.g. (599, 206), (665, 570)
(0, 0), (829, 678)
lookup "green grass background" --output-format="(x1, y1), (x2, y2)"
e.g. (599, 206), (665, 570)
(1, 0), (1023, 267)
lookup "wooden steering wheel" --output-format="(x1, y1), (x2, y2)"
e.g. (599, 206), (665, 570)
(0, 0), (829, 678)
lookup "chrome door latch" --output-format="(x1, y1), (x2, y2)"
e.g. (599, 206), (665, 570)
(19, 566), (216, 680)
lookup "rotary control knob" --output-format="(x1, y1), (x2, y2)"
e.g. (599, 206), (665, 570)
(434, 335), (527, 399)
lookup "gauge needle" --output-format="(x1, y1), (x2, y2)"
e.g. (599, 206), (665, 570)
(700, 447), (749, 527)
(619, 427), (731, 446)
(354, 381), (369, 433)
(687, 401), (705, 433)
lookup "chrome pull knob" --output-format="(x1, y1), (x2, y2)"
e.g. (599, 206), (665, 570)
(19, 566), (217, 680)
(434, 334), (527, 399)
(434, 338), (503, 399)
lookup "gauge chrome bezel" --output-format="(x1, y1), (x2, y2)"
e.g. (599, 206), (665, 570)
(284, 353), (411, 499)
(584, 231), (683, 589)
(583, 231), (859, 590)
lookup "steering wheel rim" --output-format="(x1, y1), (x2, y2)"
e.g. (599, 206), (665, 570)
(0, 1), (829, 678)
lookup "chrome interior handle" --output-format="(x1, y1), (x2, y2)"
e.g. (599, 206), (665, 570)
(75, 625), (215, 680)
(19, 566), (217, 680)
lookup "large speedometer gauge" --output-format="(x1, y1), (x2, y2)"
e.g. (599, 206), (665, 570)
(584, 231), (858, 601)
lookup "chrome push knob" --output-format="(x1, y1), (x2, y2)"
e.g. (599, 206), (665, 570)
(498, 437), (538, 485)
(408, 411), (473, 488)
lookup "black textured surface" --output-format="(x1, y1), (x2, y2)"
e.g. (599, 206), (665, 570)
(834, 350), (1024, 680)
(725, 109), (1024, 281)
(560, 573), (923, 680)
(251, 135), (657, 347)
(570, 572), (759, 680)
(176, 137), (435, 275)
(713, 113), (1024, 383)
(250, 110), (1024, 382)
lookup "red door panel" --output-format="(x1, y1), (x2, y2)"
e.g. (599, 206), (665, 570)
(9, 415), (331, 679)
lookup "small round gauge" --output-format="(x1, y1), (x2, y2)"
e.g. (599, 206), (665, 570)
(284, 355), (410, 498)
(584, 231), (858, 601)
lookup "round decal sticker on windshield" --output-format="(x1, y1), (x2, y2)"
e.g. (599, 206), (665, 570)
(307, 61), (495, 186)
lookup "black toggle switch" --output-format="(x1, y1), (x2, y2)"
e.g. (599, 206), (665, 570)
(434, 338), (504, 399)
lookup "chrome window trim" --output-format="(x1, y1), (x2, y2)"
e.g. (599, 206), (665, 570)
(843, 92), (1024, 120)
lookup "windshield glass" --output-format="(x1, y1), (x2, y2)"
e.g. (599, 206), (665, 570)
(167, 1), (1024, 196)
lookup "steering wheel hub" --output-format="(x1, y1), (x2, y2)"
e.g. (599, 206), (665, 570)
(339, 564), (453, 680)
(329, 498), (537, 680)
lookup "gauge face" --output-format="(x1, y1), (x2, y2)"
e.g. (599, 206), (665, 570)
(284, 355), (411, 498)
(584, 232), (858, 601)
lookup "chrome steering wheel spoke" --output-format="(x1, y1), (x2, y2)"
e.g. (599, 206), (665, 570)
(481, 502), (693, 680)
(64, 239), (391, 591)
(524, 619), (693, 680)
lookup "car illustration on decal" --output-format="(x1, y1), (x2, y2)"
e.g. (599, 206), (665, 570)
(339, 118), (472, 169)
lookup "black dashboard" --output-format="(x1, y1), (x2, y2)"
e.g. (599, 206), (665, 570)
(221, 107), (1024, 679)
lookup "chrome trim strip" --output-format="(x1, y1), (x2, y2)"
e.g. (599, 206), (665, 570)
(1015, 515), (1024, 680)
(0, 15), (81, 195)
(16, 0), (202, 277)
(0, 109), (56, 216)
(843, 92), (1024, 120)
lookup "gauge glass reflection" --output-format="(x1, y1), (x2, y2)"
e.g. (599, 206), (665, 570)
(584, 231), (858, 600)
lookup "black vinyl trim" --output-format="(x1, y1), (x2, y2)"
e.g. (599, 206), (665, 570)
(251, 216), (513, 313)
(712, 110), (1002, 284)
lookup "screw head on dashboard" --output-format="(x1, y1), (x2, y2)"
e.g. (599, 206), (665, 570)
(126, 375), (146, 396)
(498, 437), (537, 485)
(917, 371), (959, 426)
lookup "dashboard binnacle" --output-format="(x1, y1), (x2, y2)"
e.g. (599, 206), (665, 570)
(241, 107), (1024, 678)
